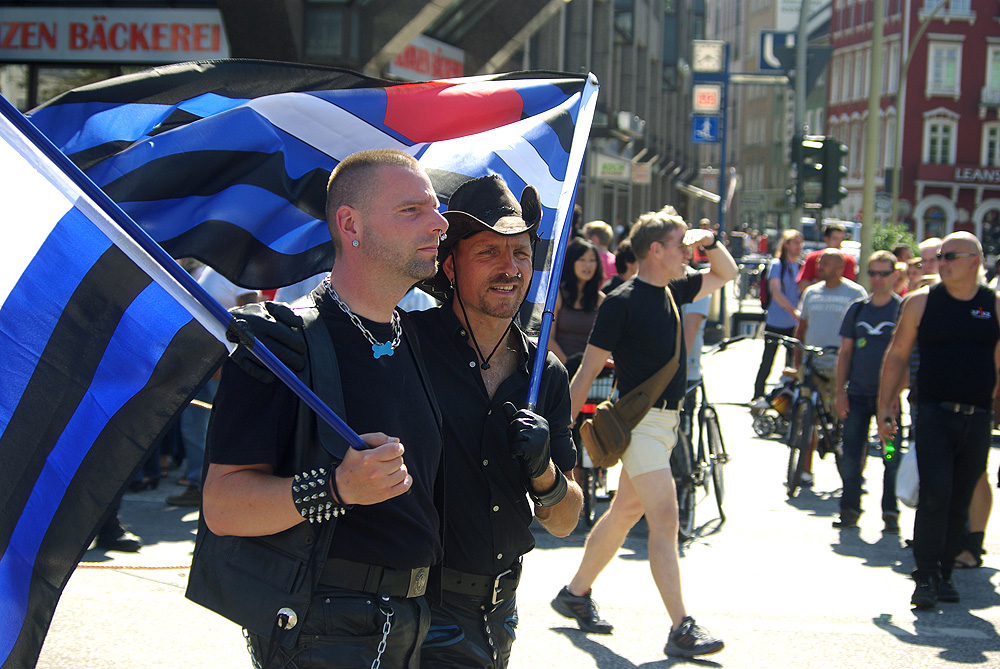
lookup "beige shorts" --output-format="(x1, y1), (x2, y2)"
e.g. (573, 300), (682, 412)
(620, 408), (680, 478)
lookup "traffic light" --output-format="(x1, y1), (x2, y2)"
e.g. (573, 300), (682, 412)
(792, 134), (826, 208)
(820, 138), (848, 208)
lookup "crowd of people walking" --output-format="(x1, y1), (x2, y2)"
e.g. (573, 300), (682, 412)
(103, 166), (1000, 665)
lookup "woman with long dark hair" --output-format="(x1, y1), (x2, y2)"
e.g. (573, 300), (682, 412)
(550, 238), (605, 369)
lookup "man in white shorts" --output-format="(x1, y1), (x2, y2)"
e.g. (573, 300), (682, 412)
(551, 206), (737, 658)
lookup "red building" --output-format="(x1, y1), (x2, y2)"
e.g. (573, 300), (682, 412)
(827, 0), (1000, 253)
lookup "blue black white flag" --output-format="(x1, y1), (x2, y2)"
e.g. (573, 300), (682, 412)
(0, 99), (231, 669)
(29, 60), (598, 332)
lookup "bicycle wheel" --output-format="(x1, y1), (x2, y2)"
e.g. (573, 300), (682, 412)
(786, 398), (814, 498)
(703, 405), (728, 522)
(671, 430), (697, 541)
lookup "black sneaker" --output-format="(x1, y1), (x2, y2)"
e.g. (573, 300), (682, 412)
(911, 574), (938, 609)
(937, 577), (960, 603)
(882, 512), (900, 534)
(664, 616), (724, 658)
(833, 509), (860, 529)
(551, 586), (614, 634)
(95, 526), (142, 553)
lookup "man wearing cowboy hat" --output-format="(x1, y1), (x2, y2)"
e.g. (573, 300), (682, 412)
(411, 174), (582, 667)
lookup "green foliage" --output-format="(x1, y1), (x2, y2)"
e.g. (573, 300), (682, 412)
(872, 222), (916, 253)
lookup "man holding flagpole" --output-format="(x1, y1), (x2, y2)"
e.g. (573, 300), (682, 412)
(551, 207), (737, 659)
(410, 175), (583, 667)
(196, 149), (449, 668)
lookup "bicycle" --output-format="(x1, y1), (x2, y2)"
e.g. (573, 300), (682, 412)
(670, 337), (741, 540)
(764, 333), (843, 498)
(576, 362), (616, 527)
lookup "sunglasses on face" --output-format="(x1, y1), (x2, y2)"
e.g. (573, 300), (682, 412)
(936, 251), (977, 262)
(867, 269), (894, 277)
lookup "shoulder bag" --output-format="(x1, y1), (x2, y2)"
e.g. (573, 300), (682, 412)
(579, 287), (683, 469)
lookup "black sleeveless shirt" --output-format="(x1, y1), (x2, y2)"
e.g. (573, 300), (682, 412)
(917, 282), (1000, 409)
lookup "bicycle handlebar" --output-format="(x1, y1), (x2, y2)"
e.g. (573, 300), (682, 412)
(763, 332), (838, 357)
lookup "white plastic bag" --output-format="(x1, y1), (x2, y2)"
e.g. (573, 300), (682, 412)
(896, 447), (919, 508)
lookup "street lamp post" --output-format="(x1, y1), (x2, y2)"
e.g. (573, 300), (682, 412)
(889, 0), (949, 229)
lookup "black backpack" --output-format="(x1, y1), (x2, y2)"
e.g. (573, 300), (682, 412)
(760, 260), (787, 311)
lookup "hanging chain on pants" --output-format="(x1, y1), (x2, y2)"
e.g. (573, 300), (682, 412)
(371, 598), (394, 669)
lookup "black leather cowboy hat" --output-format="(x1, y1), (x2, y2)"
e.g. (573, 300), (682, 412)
(421, 175), (541, 300)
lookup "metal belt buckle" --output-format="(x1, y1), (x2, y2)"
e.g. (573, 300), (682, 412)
(491, 568), (513, 605)
(406, 567), (429, 598)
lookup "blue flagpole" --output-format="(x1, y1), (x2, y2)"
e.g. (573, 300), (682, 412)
(2, 95), (365, 451)
(526, 75), (599, 411)
(525, 188), (576, 411)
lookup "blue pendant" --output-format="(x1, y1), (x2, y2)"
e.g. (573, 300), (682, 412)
(372, 342), (395, 359)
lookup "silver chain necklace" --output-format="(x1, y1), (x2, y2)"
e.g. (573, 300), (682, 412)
(324, 279), (402, 359)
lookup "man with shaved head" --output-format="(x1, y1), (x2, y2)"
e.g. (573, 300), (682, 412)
(879, 232), (1000, 609)
(793, 249), (867, 484)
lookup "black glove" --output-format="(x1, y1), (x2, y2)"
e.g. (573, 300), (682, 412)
(503, 402), (551, 480)
(228, 301), (307, 383)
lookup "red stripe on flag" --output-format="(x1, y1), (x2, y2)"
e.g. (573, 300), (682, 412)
(384, 82), (524, 141)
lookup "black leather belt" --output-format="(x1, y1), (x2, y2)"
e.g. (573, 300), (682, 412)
(940, 401), (979, 415)
(440, 564), (521, 605)
(318, 558), (429, 598)
(651, 399), (681, 411)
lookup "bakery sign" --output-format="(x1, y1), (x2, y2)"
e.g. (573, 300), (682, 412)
(0, 8), (230, 63)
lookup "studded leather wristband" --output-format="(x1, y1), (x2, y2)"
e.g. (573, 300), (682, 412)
(530, 469), (568, 507)
(292, 466), (351, 523)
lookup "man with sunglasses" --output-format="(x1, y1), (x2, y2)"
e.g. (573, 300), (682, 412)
(878, 232), (1000, 609)
(833, 251), (902, 531)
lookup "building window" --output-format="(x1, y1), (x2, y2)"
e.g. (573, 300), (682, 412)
(924, 118), (956, 164)
(305, 5), (345, 59)
(884, 115), (897, 169)
(830, 54), (840, 103)
(887, 42), (900, 94)
(983, 124), (1000, 167)
(927, 42), (961, 97)
(986, 46), (1000, 100)
(923, 0), (971, 13)
(862, 47), (870, 98)
(853, 49), (864, 100)
(843, 51), (853, 101)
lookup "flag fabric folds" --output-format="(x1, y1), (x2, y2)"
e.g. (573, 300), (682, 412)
(29, 60), (599, 332)
(0, 101), (230, 669)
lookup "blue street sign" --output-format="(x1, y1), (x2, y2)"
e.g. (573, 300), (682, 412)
(692, 115), (720, 144)
(760, 30), (795, 71)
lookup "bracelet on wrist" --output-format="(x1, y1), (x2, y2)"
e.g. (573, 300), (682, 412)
(292, 466), (350, 523)
(530, 469), (569, 507)
(704, 234), (719, 250)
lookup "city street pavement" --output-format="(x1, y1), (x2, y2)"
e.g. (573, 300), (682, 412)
(36, 333), (1000, 668)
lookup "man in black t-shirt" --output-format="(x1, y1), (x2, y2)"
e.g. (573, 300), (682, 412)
(196, 150), (449, 668)
(409, 175), (582, 668)
(551, 207), (737, 659)
(879, 232), (1000, 610)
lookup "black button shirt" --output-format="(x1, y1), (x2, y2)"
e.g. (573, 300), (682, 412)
(408, 306), (576, 576)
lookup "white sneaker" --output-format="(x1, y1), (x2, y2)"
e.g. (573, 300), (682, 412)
(800, 471), (814, 486)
